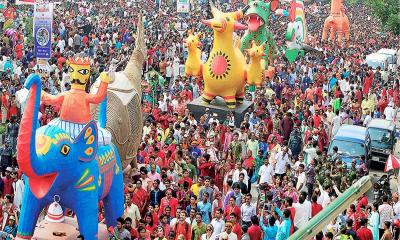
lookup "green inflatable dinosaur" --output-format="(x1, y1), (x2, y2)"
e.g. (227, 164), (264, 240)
(241, 0), (279, 68)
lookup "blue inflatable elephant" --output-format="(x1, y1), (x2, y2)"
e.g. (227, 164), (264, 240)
(16, 74), (124, 239)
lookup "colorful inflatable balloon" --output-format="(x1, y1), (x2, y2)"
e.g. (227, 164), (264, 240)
(184, 30), (203, 77)
(322, 0), (350, 44)
(285, 0), (308, 62)
(241, 0), (278, 68)
(16, 74), (124, 240)
(200, 2), (247, 108)
(246, 41), (266, 87)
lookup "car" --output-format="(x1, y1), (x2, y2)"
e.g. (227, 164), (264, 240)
(367, 119), (396, 163)
(328, 125), (371, 167)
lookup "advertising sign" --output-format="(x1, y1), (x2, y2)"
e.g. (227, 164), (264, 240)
(34, 3), (53, 59)
(177, 0), (190, 13)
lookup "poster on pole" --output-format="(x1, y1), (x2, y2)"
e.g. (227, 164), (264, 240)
(177, 0), (190, 13)
(16, 0), (35, 5)
(33, 2), (53, 59)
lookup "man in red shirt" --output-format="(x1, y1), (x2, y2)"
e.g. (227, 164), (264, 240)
(247, 216), (263, 240)
(356, 218), (373, 240)
(178, 169), (193, 188)
(230, 213), (242, 239)
(159, 188), (179, 217)
(2, 167), (14, 196)
(311, 194), (323, 217)
(172, 211), (191, 240)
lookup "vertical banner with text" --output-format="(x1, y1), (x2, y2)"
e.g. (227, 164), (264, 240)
(34, 2), (53, 59)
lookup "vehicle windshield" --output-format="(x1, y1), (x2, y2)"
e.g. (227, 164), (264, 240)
(378, 53), (395, 64)
(366, 59), (384, 70)
(368, 128), (392, 148)
(328, 140), (365, 157)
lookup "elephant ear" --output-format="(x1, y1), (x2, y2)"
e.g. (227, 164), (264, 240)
(74, 121), (98, 162)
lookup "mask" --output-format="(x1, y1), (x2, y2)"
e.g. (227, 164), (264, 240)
(67, 57), (91, 90)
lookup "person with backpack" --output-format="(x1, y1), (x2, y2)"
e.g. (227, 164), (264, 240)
(288, 123), (303, 160)
(172, 211), (191, 240)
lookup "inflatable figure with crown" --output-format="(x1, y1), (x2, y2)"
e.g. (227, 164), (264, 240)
(15, 55), (124, 240)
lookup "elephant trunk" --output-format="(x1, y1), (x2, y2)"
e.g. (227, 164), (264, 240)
(17, 74), (57, 199)
(123, 15), (146, 99)
(17, 74), (41, 177)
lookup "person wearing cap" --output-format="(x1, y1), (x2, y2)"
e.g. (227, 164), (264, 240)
(1, 214), (17, 239)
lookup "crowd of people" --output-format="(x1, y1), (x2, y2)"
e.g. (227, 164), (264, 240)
(0, 0), (398, 239)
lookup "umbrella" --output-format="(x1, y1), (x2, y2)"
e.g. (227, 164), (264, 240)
(384, 154), (400, 172)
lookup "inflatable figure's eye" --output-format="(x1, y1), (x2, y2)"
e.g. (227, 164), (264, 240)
(226, 17), (230, 21)
(60, 144), (70, 156)
(78, 69), (89, 75)
(68, 66), (74, 73)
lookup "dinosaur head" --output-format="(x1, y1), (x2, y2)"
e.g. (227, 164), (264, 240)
(202, 2), (247, 34)
(184, 30), (203, 51)
(244, 0), (272, 32)
(246, 40), (266, 58)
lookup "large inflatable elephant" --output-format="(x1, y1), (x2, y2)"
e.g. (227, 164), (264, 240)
(91, 16), (146, 171)
(16, 74), (124, 240)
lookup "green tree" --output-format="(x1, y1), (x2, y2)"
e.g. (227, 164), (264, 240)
(366, 0), (400, 34)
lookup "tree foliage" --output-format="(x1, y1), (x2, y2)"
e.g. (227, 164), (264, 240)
(366, 0), (400, 34)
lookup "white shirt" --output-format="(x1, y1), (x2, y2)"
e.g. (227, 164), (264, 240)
(232, 169), (248, 186)
(384, 106), (395, 121)
(363, 115), (372, 127)
(210, 218), (225, 236)
(296, 172), (306, 192)
(123, 203), (141, 228)
(317, 189), (331, 208)
(275, 151), (290, 174)
(68, 37), (74, 48)
(393, 200), (400, 220)
(293, 201), (311, 229)
(258, 164), (274, 184)
(240, 203), (256, 222)
(217, 232), (238, 240)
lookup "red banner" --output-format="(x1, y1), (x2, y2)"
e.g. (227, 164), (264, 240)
(16, 0), (35, 5)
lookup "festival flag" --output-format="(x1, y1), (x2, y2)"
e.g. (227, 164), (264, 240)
(384, 154), (400, 172)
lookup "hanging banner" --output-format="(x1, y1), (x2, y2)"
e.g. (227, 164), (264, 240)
(176, 0), (190, 13)
(16, 0), (35, 5)
(34, 2), (53, 59)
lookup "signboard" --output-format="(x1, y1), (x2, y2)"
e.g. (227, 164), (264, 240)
(177, 0), (189, 13)
(34, 3), (53, 59)
(16, 0), (35, 5)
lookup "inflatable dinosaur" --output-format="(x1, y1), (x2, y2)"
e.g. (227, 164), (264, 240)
(91, 16), (147, 171)
(200, 2), (248, 108)
(322, 0), (350, 44)
(184, 30), (202, 76)
(241, 0), (278, 68)
(16, 74), (124, 240)
(284, 0), (308, 62)
(246, 41), (266, 87)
